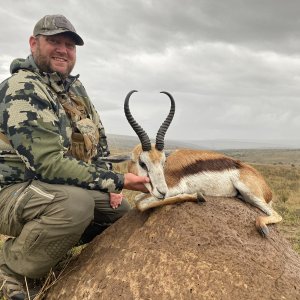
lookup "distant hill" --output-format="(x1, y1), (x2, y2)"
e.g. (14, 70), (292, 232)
(107, 134), (200, 151)
(107, 134), (300, 165)
(107, 134), (300, 151)
(185, 139), (300, 150)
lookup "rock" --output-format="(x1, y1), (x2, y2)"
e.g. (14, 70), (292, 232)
(45, 197), (300, 300)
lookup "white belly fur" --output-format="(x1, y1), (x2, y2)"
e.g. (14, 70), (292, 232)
(167, 169), (239, 197)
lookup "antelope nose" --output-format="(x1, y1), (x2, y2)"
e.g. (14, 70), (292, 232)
(157, 189), (166, 198)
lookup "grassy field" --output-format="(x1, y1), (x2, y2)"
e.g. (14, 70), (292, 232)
(252, 164), (300, 253)
(223, 148), (300, 166)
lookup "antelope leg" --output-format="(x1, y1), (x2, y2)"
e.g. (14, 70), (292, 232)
(134, 192), (205, 212)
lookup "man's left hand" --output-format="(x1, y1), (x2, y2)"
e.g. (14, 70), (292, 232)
(110, 192), (124, 209)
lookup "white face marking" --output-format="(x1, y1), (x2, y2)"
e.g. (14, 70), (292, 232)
(138, 151), (168, 199)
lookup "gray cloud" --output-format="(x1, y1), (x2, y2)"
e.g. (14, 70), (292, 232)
(1, 0), (300, 145)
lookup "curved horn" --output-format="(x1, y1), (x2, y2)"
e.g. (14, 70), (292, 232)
(155, 91), (175, 151)
(124, 90), (152, 151)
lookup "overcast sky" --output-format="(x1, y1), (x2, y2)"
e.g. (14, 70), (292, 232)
(1, 0), (300, 146)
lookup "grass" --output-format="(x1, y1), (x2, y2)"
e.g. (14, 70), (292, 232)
(223, 149), (300, 166)
(253, 163), (300, 253)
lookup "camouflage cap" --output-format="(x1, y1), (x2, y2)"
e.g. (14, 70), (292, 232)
(33, 15), (84, 46)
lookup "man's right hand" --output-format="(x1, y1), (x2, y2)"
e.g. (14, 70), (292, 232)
(124, 173), (150, 193)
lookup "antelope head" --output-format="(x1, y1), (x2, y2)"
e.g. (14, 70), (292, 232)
(100, 90), (175, 199)
(124, 90), (175, 199)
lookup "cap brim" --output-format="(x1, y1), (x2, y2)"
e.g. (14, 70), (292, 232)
(36, 29), (84, 46)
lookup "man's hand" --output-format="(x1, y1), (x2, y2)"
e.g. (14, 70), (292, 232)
(124, 173), (150, 193)
(110, 192), (124, 209)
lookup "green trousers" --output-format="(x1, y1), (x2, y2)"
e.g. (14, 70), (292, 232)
(0, 180), (130, 278)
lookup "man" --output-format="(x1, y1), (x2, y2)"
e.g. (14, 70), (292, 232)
(0, 15), (149, 299)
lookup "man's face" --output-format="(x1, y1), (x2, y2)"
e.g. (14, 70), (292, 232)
(30, 33), (76, 78)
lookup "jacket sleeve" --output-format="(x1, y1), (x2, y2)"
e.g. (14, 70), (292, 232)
(2, 73), (124, 193)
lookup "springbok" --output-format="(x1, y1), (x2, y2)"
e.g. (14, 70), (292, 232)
(102, 90), (282, 237)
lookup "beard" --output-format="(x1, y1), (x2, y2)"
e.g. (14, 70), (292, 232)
(33, 41), (75, 78)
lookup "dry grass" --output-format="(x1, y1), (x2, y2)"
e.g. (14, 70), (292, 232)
(254, 164), (300, 253)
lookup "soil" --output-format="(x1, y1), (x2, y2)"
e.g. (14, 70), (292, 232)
(46, 197), (300, 300)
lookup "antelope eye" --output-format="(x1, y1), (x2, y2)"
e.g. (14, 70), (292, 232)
(139, 159), (148, 170)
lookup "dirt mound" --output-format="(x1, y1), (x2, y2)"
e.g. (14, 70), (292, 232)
(46, 197), (300, 300)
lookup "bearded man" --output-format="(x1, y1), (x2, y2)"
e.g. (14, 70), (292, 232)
(0, 15), (149, 300)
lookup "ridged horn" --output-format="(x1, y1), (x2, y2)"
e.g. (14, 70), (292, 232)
(124, 90), (152, 151)
(155, 91), (175, 151)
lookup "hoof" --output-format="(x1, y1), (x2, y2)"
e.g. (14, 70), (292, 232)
(258, 225), (269, 237)
(197, 192), (207, 204)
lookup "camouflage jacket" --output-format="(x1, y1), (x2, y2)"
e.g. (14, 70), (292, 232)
(0, 55), (124, 192)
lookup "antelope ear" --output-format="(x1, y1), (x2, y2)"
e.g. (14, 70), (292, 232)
(164, 149), (174, 157)
(97, 154), (131, 163)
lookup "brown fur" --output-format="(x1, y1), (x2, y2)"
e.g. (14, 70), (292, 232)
(127, 145), (142, 174)
(128, 144), (168, 174)
(148, 146), (165, 163)
(127, 160), (137, 174)
(164, 149), (242, 188)
(239, 163), (273, 203)
(127, 145), (281, 236)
